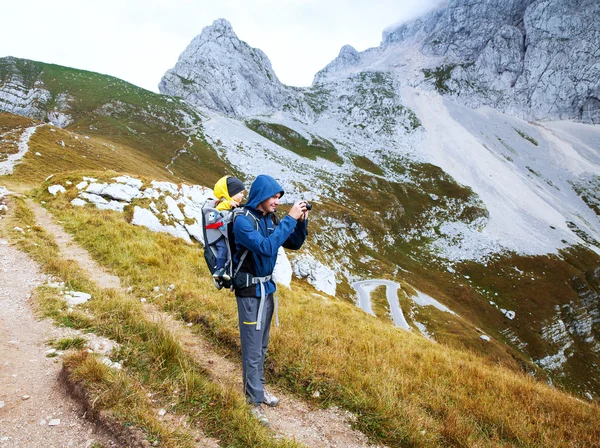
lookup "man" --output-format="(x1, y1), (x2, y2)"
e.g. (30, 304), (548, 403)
(232, 174), (308, 426)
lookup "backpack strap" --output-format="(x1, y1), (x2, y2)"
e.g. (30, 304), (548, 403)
(231, 209), (260, 281)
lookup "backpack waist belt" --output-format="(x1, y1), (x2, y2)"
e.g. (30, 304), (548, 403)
(251, 275), (279, 331)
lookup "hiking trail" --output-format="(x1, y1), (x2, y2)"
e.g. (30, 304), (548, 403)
(26, 199), (378, 447)
(0, 200), (117, 447)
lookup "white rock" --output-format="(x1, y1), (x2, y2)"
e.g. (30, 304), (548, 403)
(140, 298), (147, 303)
(22, 395), (30, 400)
(480, 335), (491, 342)
(45, 348), (57, 355)
(0, 401), (5, 408)
(82, 177), (97, 182)
(85, 183), (107, 195)
(101, 357), (113, 367)
(113, 175), (143, 189)
(64, 291), (92, 306)
(71, 198), (87, 207)
(48, 185), (66, 196)
(185, 222), (204, 244)
(48, 419), (60, 426)
(76, 181), (88, 190)
(132, 207), (163, 233)
(102, 183), (140, 202)
(150, 181), (179, 196)
(165, 196), (185, 221)
(292, 254), (336, 295)
(158, 409), (167, 416)
(96, 200), (126, 213)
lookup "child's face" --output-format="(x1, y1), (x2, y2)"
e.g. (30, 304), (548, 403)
(231, 191), (244, 202)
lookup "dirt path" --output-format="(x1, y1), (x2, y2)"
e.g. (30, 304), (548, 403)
(27, 200), (377, 447)
(0, 237), (116, 447)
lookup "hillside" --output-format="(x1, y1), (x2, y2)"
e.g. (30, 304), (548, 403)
(156, 9), (600, 400)
(0, 56), (231, 188)
(1, 0), (600, 445)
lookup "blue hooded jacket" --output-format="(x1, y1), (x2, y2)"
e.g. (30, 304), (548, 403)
(233, 175), (307, 297)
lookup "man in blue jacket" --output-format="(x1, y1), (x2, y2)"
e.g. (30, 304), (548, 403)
(232, 174), (308, 426)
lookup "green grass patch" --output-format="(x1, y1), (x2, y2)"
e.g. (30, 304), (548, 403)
(352, 155), (384, 176)
(50, 336), (88, 350)
(245, 119), (343, 164)
(515, 128), (539, 146)
(0, 57), (231, 187)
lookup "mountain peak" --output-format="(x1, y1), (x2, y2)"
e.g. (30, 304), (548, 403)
(159, 19), (287, 117)
(313, 45), (362, 85)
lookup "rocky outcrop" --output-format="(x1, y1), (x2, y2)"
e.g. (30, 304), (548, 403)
(0, 57), (74, 127)
(321, 0), (600, 123)
(159, 19), (291, 117)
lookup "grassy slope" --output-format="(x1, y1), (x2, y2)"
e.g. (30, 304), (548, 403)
(16, 170), (600, 447)
(0, 57), (231, 187)
(2, 195), (301, 448)
(245, 119), (343, 165)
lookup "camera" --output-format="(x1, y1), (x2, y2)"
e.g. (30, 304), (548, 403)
(305, 202), (312, 211)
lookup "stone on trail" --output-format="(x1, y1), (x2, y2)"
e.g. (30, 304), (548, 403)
(48, 419), (60, 426)
(64, 291), (92, 306)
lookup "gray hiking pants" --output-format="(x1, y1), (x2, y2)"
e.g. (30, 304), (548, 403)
(236, 293), (274, 405)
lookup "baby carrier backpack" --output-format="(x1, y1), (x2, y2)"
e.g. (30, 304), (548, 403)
(201, 199), (257, 290)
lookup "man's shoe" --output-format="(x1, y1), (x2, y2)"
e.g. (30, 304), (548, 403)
(263, 389), (280, 407)
(251, 405), (270, 427)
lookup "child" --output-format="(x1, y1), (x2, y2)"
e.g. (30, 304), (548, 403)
(212, 176), (245, 281)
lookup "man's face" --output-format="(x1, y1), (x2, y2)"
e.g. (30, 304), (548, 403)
(257, 193), (281, 214)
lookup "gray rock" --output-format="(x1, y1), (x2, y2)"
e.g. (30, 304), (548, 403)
(159, 19), (290, 117)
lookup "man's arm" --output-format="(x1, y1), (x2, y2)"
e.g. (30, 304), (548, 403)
(283, 219), (307, 250)
(234, 214), (298, 257)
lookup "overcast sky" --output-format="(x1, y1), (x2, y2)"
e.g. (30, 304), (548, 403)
(2, 0), (442, 92)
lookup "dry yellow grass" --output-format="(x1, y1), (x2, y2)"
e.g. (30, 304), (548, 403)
(3, 195), (303, 448)
(28, 172), (600, 447)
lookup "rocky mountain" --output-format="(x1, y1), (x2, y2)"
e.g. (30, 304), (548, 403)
(319, 0), (600, 123)
(158, 18), (291, 117)
(0, 56), (230, 185)
(156, 7), (600, 400)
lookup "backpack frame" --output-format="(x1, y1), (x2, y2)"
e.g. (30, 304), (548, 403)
(201, 200), (258, 290)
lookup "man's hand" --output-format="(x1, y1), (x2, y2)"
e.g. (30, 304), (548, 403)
(288, 201), (309, 220)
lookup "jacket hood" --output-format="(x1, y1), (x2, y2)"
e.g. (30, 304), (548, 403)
(246, 175), (284, 209)
(213, 176), (233, 203)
